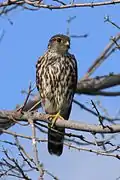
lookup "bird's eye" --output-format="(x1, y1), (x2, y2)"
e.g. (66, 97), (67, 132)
(57, 38), (62, 43)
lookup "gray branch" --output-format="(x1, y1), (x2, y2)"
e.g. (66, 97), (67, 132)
(0, 74), (120, 133)
(0, 0), (120, 11)
(77, 74), (120, 94)
(0, 111), (120, 135)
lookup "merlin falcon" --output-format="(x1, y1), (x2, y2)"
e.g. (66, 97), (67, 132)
(36, 34), (78, 156)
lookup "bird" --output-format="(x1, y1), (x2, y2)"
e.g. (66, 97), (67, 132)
(36, 34), (77, 156)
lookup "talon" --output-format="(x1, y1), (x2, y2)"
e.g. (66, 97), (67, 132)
(48, 111), (64, 128)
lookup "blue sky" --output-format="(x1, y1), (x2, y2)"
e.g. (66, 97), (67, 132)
(0, 3), (120, 180)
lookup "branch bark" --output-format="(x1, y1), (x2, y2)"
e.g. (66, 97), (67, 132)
(77, 74), (120, 94)
(22, 74), (120, 112)
(0, 111), (120, 135)
(0, 73), (120, 133)
(0, 0), (120, 10)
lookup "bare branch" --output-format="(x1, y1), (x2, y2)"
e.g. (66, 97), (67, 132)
(15, 74), (120, 114)
(52, 0), (66, 5)
(91, 100), (105, 127)
(1, 111), (120, 134)
(19, 82), (36, 112)
(77, 74), (120, 94)
(28, 118), (44, 178)
(0, 73), (120, 133)
(104, 15), (120, 30)
(83, 33), (120, 79)
(64, 143), (120, 159)
(0, 0), (120, 11)
(73, 99), (120, 122)
(1, 148), (31, 179)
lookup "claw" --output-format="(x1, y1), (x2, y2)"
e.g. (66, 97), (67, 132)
(48, 111), (64, 128)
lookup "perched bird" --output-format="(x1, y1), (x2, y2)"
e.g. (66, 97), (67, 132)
(36, 34), (77, 156)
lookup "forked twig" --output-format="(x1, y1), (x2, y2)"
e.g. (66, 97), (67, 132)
(91, 100), (105, 128)
(83, 33), (120, 79)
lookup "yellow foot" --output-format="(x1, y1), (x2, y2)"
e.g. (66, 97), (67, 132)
(48, 111), (64, 128)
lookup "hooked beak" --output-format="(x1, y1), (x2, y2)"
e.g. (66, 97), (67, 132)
(65, 41), (70, 48)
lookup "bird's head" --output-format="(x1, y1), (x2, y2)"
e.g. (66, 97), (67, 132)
(48, 34), (70, 54)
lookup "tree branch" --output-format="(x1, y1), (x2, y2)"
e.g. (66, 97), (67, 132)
(83, 33), (120, 79)
(0, 0), (120, 10)
(19, 74), (120, 112)
(0, 111), (120, 134)
(0, 73), (120, 132)
(77, 74), (120, 94)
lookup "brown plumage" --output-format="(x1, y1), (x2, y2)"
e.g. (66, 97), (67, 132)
(36, 34), (77, 156)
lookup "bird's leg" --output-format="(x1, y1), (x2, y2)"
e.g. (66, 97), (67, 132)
(49, 111), (64, 128)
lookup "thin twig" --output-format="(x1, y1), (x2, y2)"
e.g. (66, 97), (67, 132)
(104, 15), (120, 30)
(91, 100), (105, 128)
(64, 142), (120, 159)
(18, 82), (36, 112)
(83, 33), (120, 79)
(53, 0), (66, 5)
(28, 118), (44, 178)
(73, 99), (120, 122)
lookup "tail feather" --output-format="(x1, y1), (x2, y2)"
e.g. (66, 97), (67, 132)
(48, 127), (64, 156)
(47, 105), (72, 156)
